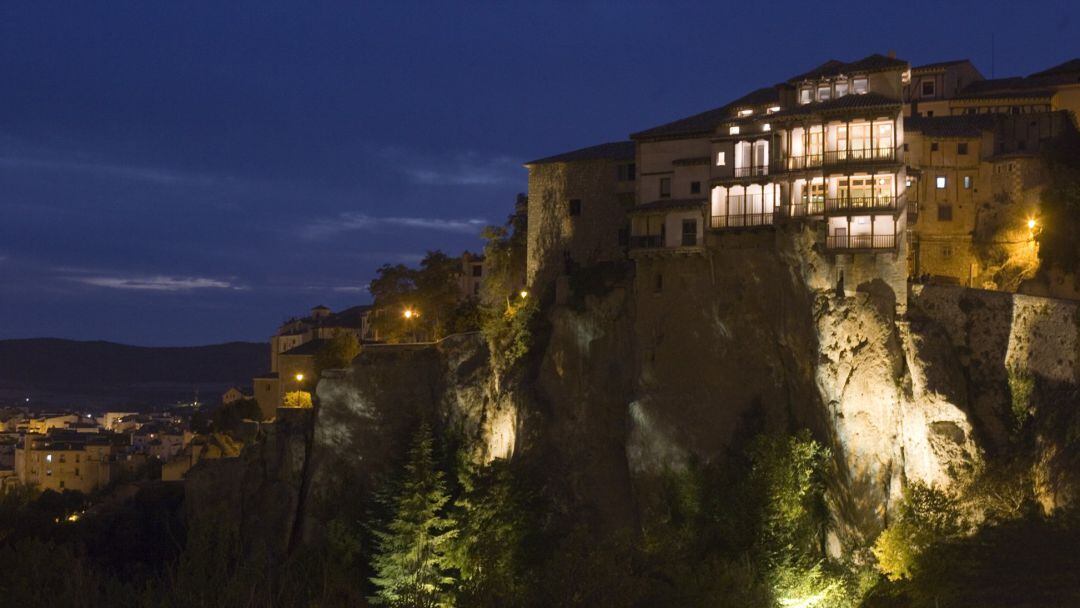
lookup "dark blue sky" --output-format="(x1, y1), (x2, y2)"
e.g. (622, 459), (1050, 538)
(1, 1), (1076, 345)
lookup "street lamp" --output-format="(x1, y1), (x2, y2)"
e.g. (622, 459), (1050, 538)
(519, 290), (529, 299)
(295, 373), (304, 392)
(1027, 218), (1037, 230)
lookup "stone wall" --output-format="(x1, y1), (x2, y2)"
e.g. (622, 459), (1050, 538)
(526, 159), (633, 295)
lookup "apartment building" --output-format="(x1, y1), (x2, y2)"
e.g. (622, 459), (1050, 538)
(14, 430), (122, 493)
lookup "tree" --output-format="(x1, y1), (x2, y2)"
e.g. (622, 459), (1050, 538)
(369, 251), (480, 343)
(449, 459), (537, 607)
(212, 398), (265, 432)
(315, 332), (360, 375)
(369, 423), (458, 607)
(282, 391), (313, 409)
(872, 482), (966, 581)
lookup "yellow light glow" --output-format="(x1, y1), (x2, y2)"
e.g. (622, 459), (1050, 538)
(519, 290), (528, 299)
(1027, 218), (1037, 229)
(66, 512), (80, 522)
(403, 309), (414, 319)
(295, 373), (304, 382)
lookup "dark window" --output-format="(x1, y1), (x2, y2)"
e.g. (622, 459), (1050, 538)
(690, 181), (701, 194)
(1017, 140), (1027, 151)
(957, 142), (969, 155)
(681, 219), (697, 246)
(941, 245), (953, 258)
(654, 273), (663, 293)
(617, 227), (628, 247)
(926, 111), (934, 117)
(659, 178), (671, 198)
(471, 265), (482, 277)
(617, 163), (637, 181)
(937, 204), (953, 221)
(931, 142), (939, 152)
(921, 80), (936, 97)
(903, 143), (909, 151)
(473, 283), (480, 296)
(569, 199), (581, 216)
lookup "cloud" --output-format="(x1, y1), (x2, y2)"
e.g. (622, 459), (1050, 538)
(0, 154), (226, 187)
(300, 212), (487, 239)
(372, 145), (523, 187)
(66, 274), (242, 292)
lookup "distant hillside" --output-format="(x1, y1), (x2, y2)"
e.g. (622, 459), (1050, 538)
(0, 338), (269, 408)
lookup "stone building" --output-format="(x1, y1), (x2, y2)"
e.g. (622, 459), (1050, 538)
(628, 53), (911, 305)
(14, 429), (122, 493)
(524, 52), (1079, 303)
(524, 141), (637, 294)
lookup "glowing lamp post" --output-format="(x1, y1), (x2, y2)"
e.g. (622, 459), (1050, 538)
(403, 308), (418, 342)
(295, 372), (304, 393)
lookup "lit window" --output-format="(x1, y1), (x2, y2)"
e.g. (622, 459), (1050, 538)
(716, 151), (726, 166)
(729, 126), (740, 135)
(835, 80), (849, 97)
(800, 88), (812, 104)
(767, 105), (781, 113)
(738, 108), (753, 117)
(817, 86), (831, 101)
(963, 176), (972, 189)
(853, 78), (868, 94)
(46, 454), (52, 463)
(936, 176), (947, 189)
(762, 123), (771, 132)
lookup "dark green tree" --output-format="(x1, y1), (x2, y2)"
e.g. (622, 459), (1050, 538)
(369, 422), (458, 608)
(315, 332), (361, 375)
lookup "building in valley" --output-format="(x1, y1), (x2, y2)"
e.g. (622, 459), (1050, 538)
(14, 430), (123, 493)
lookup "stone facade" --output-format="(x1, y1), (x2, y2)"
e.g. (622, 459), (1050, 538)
(525, 142), (636, 295)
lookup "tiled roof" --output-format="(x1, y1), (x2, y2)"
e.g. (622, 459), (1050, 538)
(787, 54), (908, 83)
(768, 92), (900, 120)
(904, 115), (996, 137)
(912, 59), (972, 72)
(1029, 58), (1080, 78)
(630, 87), (780, 140)
(630, 198), (706, 213)
(281, 339), (328, 357)
(953, 77), (1055, 101)
(525, 141), (635, 165)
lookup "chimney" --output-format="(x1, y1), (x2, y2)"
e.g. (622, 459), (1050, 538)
(887, 50), (896, 59)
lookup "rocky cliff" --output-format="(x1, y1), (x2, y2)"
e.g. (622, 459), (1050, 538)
(186, 236), (1080, 558)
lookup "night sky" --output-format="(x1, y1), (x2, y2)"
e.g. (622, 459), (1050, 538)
(2, 1), (1076, 345)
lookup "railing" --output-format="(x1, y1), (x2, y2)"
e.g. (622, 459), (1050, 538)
(824, 196), (898, 213)
(785, 154), (824, 170)
(823, 147), (898, 165)
(711, 213), (774, 229)
(778, 199), (825, 219)
(782, 146), (900, 171)
(629, 235), (665, 249)
(826, 234), (897, 251)
(733, 165), (769, 178)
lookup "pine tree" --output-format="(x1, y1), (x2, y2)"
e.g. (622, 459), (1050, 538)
(369, 422), (457, 608)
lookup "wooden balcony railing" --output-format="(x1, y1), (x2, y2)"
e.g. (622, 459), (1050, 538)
(710, 213), (775, 229)
(777, 200), (825, 219)
(732, 165), (770, 178)
(825, 234), (897, 251)
(782, 146), (900, 171)
(823, 196), (898, 213)
(629, 235), (665, 249)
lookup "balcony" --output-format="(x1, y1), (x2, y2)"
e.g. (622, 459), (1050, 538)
(825, 234), (897, 251)
(781, 146), (901, 172)
(777, 200), (825, 220)
(732, 165), (770, 178)
(629, 234), (665, 249)
(823, 196), (899, 214)
(823, 146), (899, 167)
(710, 212), (774, 229)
